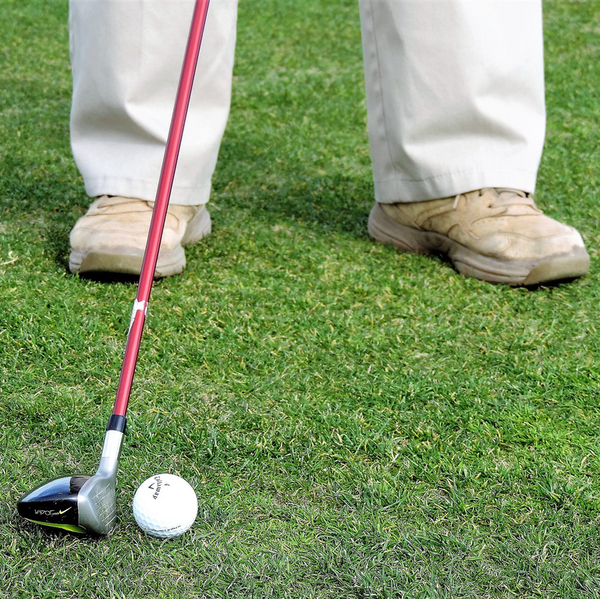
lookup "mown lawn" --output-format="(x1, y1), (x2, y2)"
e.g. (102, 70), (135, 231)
(1, 1), (600, 597)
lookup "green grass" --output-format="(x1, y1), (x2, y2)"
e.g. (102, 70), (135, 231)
(2, 0), (600, 597)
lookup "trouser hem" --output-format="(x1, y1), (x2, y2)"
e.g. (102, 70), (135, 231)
(374, 169), (539, 203)
(83, 178), (212, 206)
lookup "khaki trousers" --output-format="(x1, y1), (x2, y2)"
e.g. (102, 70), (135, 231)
(69, 0), (545, 206)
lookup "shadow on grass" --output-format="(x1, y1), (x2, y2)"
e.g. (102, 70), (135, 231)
(2, 159), (589, 292)
(1, 138), (376, 274)
(213, 135), (375, 237)
(16, 518), (107, 544)
(215, 173), (374, 238)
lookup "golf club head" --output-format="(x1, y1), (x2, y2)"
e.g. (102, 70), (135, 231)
(17, 429), (123, 535)
(17, 475), (92, 534)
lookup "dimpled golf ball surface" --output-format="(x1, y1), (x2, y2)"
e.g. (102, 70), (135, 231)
(133, 473), (198, 538)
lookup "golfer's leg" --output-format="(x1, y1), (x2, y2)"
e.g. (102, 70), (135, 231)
(359, 0), (545, 203)
(69, 0), (238, 206)
(359, 0), (588, 285)
(68, 0), (237, 277)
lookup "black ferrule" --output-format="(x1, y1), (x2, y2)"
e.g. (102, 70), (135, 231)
(107, 414), (127, 433)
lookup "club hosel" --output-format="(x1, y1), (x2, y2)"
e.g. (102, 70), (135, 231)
(96, 429), (124, 480)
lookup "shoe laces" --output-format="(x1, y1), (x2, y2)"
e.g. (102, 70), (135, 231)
(453, 188), (536, 212)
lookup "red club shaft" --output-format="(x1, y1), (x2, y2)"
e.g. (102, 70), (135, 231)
(112, 0), (211, 418)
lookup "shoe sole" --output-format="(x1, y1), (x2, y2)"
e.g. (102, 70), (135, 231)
(69, 208), (211, 278)
(368, 203), (590, 286)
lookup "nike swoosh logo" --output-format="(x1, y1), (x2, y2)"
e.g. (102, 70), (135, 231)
(59, 508), (72, 515)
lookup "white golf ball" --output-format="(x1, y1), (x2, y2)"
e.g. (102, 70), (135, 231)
(132, 473), (198, 538)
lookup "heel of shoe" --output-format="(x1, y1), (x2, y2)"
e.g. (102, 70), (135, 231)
(368, 203), (430, 254)
(182, 207), (211, 246)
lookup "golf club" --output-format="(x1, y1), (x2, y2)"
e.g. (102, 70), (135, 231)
(16, 0), (212, 535)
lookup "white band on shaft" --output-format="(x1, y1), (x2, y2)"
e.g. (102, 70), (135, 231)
(128, 299), (148, 332)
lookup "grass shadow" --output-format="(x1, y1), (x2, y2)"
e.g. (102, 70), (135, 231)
(213, 138), (375, 238)
(74, 272), (141, 285)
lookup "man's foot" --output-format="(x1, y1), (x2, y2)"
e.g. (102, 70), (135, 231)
(69, 196), (211, 277)
(368, 188), (589, 286)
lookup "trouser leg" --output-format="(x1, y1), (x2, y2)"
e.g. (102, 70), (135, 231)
(359, 0), (546, 203)
(69, 0), (238, 205)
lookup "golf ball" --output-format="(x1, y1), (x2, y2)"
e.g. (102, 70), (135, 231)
(132, 473), (198, 538)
